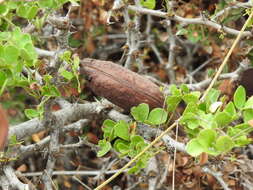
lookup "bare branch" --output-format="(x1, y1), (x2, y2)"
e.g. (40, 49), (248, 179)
(202, 166), (231, 190)
(20, 169), (128, 177)
(128, 5), (252, 37)
(3, 165), (29, 190)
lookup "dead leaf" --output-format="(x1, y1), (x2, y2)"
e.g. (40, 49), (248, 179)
(86, 132), (99, 144)
(32, 131), (46, 143)
(32, 134), (41, 143)
(183, 168), (193, 175)
(248, 120), (253, 127)
(16, 164), (27, 172)
(219, 79), (235, 98)
(63, 180), (71, 188)
(199, 152), (208, 165)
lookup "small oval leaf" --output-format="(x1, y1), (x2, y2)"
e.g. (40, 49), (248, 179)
(234, 85), (246, 109)
(147, 108), (168, 125)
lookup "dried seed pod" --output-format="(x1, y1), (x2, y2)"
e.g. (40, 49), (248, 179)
(239, 68), (253, 97)
(0, 105), (8, 150)
(80, 58), (164, 112)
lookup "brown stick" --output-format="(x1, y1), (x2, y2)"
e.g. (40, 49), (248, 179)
(0, 105), (9, 150)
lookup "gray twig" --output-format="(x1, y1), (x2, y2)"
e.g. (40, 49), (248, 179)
(128, 5), (252, 37)
(202, 167), (231, 190)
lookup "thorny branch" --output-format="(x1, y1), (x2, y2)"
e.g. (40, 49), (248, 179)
(123, 1), (143, 71)
(166, 20), (176, 84)
(1, 0), (253, 189)
(128, 5), (252, 37)
(40, 10), (72, 189)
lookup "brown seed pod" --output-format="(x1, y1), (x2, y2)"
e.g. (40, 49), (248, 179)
(239, 68), (253, 97)
(80, 58), (164, 112)
(0, 105), (9, 150)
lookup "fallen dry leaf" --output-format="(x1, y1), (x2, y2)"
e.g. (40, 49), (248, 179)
(218, 79), (235, 98)
(199, 152), (208, 165)
(248, 119), (253, 127)
(16, 164), (27, 172)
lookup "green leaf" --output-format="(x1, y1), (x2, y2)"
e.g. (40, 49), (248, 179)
(15, 61), (24, 73)
(198, 102), (207, 112)
(17, 5), (28, 18)
(140, 0), (156, 9)
(215, 136), (234, 152)
(38, 0), (54, 8)
(227, 123), (253, 139)
(176, 28), (188, 36)
(102, 119), (116, 140)
(7, 1), (19, 9)
(186, 119), (199, 129)
(243, 109), (253, 122)
(131, 103), (149, 122)
(244, 96), (253, 109)
(136, 141), (148, 152)
(68, 34), (82, 48)
(41, 85), (60, 97)
(20, 34), (32, 47)
(166, 95), (181, 112)
(0, 32), (10, 41)
(204, 88), (220, 104)
(27, 6), (38, 19)
(186, 139), (205, 157)
(4, 45), (20, 64)
(209, 101), (222, 113)
(221, 8), (243, 25)
(228, 123), (252, 137)
(16, 3), (39, 20)
(113, 139), (130, 154)
(9, 135), (19, 145)
(23, 43), (37, 60)
(25, 108), (40, 119)
(114, 120), (130, 141)
(43, 74), (52, 83)
(12, 28), (23, 44)
(234, 135), (251, 147)
(182, 91), (200, 104)
(20, 49), (32, 61)
(197, 129), (217, 149)
(169, 84), (181, 96)
(182, 102), (198, 115)
(73, 55), (80, 70)
(147, 108), (168, 125)
(102, 119), (116, 129)
(130, 135), (144, 147)
(0, 4), (8, 15)
(128, 165), (140, 174)
(0, 71), (7, 87)
(224, 102), (236, 118)
(214, 112), (233, 127)
(59, 68), (74, 80)
(61, 50), (71, 61)
(180, 84), (189, 93)
(129, 136), (145, 157)
(128, 159), (147, 174)
(233, 85), (246, 109)
(57, 0), (67, 4)
(97, 140), (111, 157)
(199, 113), (217, 129)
